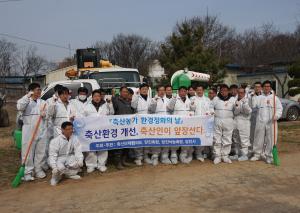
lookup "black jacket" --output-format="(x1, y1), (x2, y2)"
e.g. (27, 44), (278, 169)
(112, 96), (134, 115)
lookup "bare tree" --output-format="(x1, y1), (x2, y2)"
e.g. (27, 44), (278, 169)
(93, 34), (159, 76)
(15, 46), (48, 88)
(0, 39), (17, 93)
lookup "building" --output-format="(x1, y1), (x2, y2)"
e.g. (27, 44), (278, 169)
(223, 63), (291, 98)
(0, 75), (46, 100)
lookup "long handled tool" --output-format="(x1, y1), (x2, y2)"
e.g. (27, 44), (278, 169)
(272, 92), (280, 166)
(11, 103), (46, 188)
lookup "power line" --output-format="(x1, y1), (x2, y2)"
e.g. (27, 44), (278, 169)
(0, 0), (23, 3)
(0, 33), (74, 51)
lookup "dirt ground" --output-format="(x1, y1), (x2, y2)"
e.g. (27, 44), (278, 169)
(0, 103), (300, 213)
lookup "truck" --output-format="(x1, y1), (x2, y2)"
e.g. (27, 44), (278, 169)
(42, 48), (150, 99)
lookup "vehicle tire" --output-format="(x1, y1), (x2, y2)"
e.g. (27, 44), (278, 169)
(0, 109), (9, 127)
(286, 106), (299, 121)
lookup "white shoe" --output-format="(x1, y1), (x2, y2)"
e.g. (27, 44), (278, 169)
(50, 177), (58, 186)
(229, 155), (238, 161)
(144, 157), (153, 165)
(213, 157), (221, 165)
(161, 157), (172, 164)
(22, 174), (35, 181)
(238, 155), (248, 161)
(196, 156), (205, 162)
(266, 157), (273, 164)
(250, 156), (260, 161)
(170, 156), (178, 165)
(87, 167), (95, 173)
(222, 157), (232, 164)
(35, 171), (46, 179)
(98, 166), (107, 173)
(67, 175), (81, 180)
(152, 158), (159, 166)
(134, 159), (143, 166)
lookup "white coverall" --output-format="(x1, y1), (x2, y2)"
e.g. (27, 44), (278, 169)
(167, 95), (196, 163)
(70, 97), (89, 118)
(148, 96), (170, 162)
(248, 93), (261, 150)
(47, 98), (76, 138)
(48, 134), (83, 184)
(84, 101), (114, 170)
(212, 96), (235, 159)
(252, 92), (282, 159)
(131, 95), (151, 161)
(233, 97), (252, 157)
(192, 95), (214, 159)
(17, 95), (48, 176)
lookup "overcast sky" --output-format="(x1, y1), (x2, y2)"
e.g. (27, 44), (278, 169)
(0, 0), (299, 62)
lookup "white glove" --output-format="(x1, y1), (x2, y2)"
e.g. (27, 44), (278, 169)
(27, 91), (34, 98)
(52, 168), (59, 175)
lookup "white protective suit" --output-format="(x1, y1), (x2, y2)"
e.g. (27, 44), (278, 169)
(192, 95), (214, 160)
(17, 95), (48, 177)
(248, 93), (261, 150)
(131, 95), (151, 163)
(212, 96), (235, 161)
(233, 96), (252, 157)
(148, 95), (170, 164)
(167, 95), (196, 164)
(252, 92), (282, 160)
(47, 98), (75, 138)
(84, 101), (114, 171)
(48, 134), (83, 184)
(70, 97), (89, 118)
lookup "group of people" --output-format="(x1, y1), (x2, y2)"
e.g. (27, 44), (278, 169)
(17, 80), (282, 186)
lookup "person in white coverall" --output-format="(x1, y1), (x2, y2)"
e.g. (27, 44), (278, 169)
(250, 80), (283, 164)
(192, 85), (214, 162)
(47, 87), (76, 138)
(167, 86), (196, 164)
(84, 89), (114, 173)
(148, 85), (170, 165)
(70, 87), (89, 118)
(17, 83), (48, 181)
(212, 84), (236, 164)
(232, 87), (252, 161)
(131, 83), (151, 166)
(248, 82), (262, 152)
(48, 121), (83, 186)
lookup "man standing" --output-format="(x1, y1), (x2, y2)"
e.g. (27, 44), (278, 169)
(249, 82), (262, 150)
(48, 121), (83, 186)
(233, 87), (252, 161)
(131, 83), (151, 166)
(111, 86), (134, 169)
(48, 87), (75, 138)
(212, 84), (236, 164)
(167, 86), (196, 164)
(70, 87), (89, 118)
(17, 83), (48, 181)
(250, 80), (283, 164)
(84, 89), (114, 173)
(148, 85), (169, 165)
(193, 85), (214, 162)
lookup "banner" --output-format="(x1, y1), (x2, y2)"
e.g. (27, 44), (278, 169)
(73, 114), (214, 152)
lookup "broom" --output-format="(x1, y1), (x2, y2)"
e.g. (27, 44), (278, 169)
(272, 92), (280, 166)
(11, 103), (46, 188)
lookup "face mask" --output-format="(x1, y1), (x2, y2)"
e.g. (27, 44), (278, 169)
(78, 95), (87, 101)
